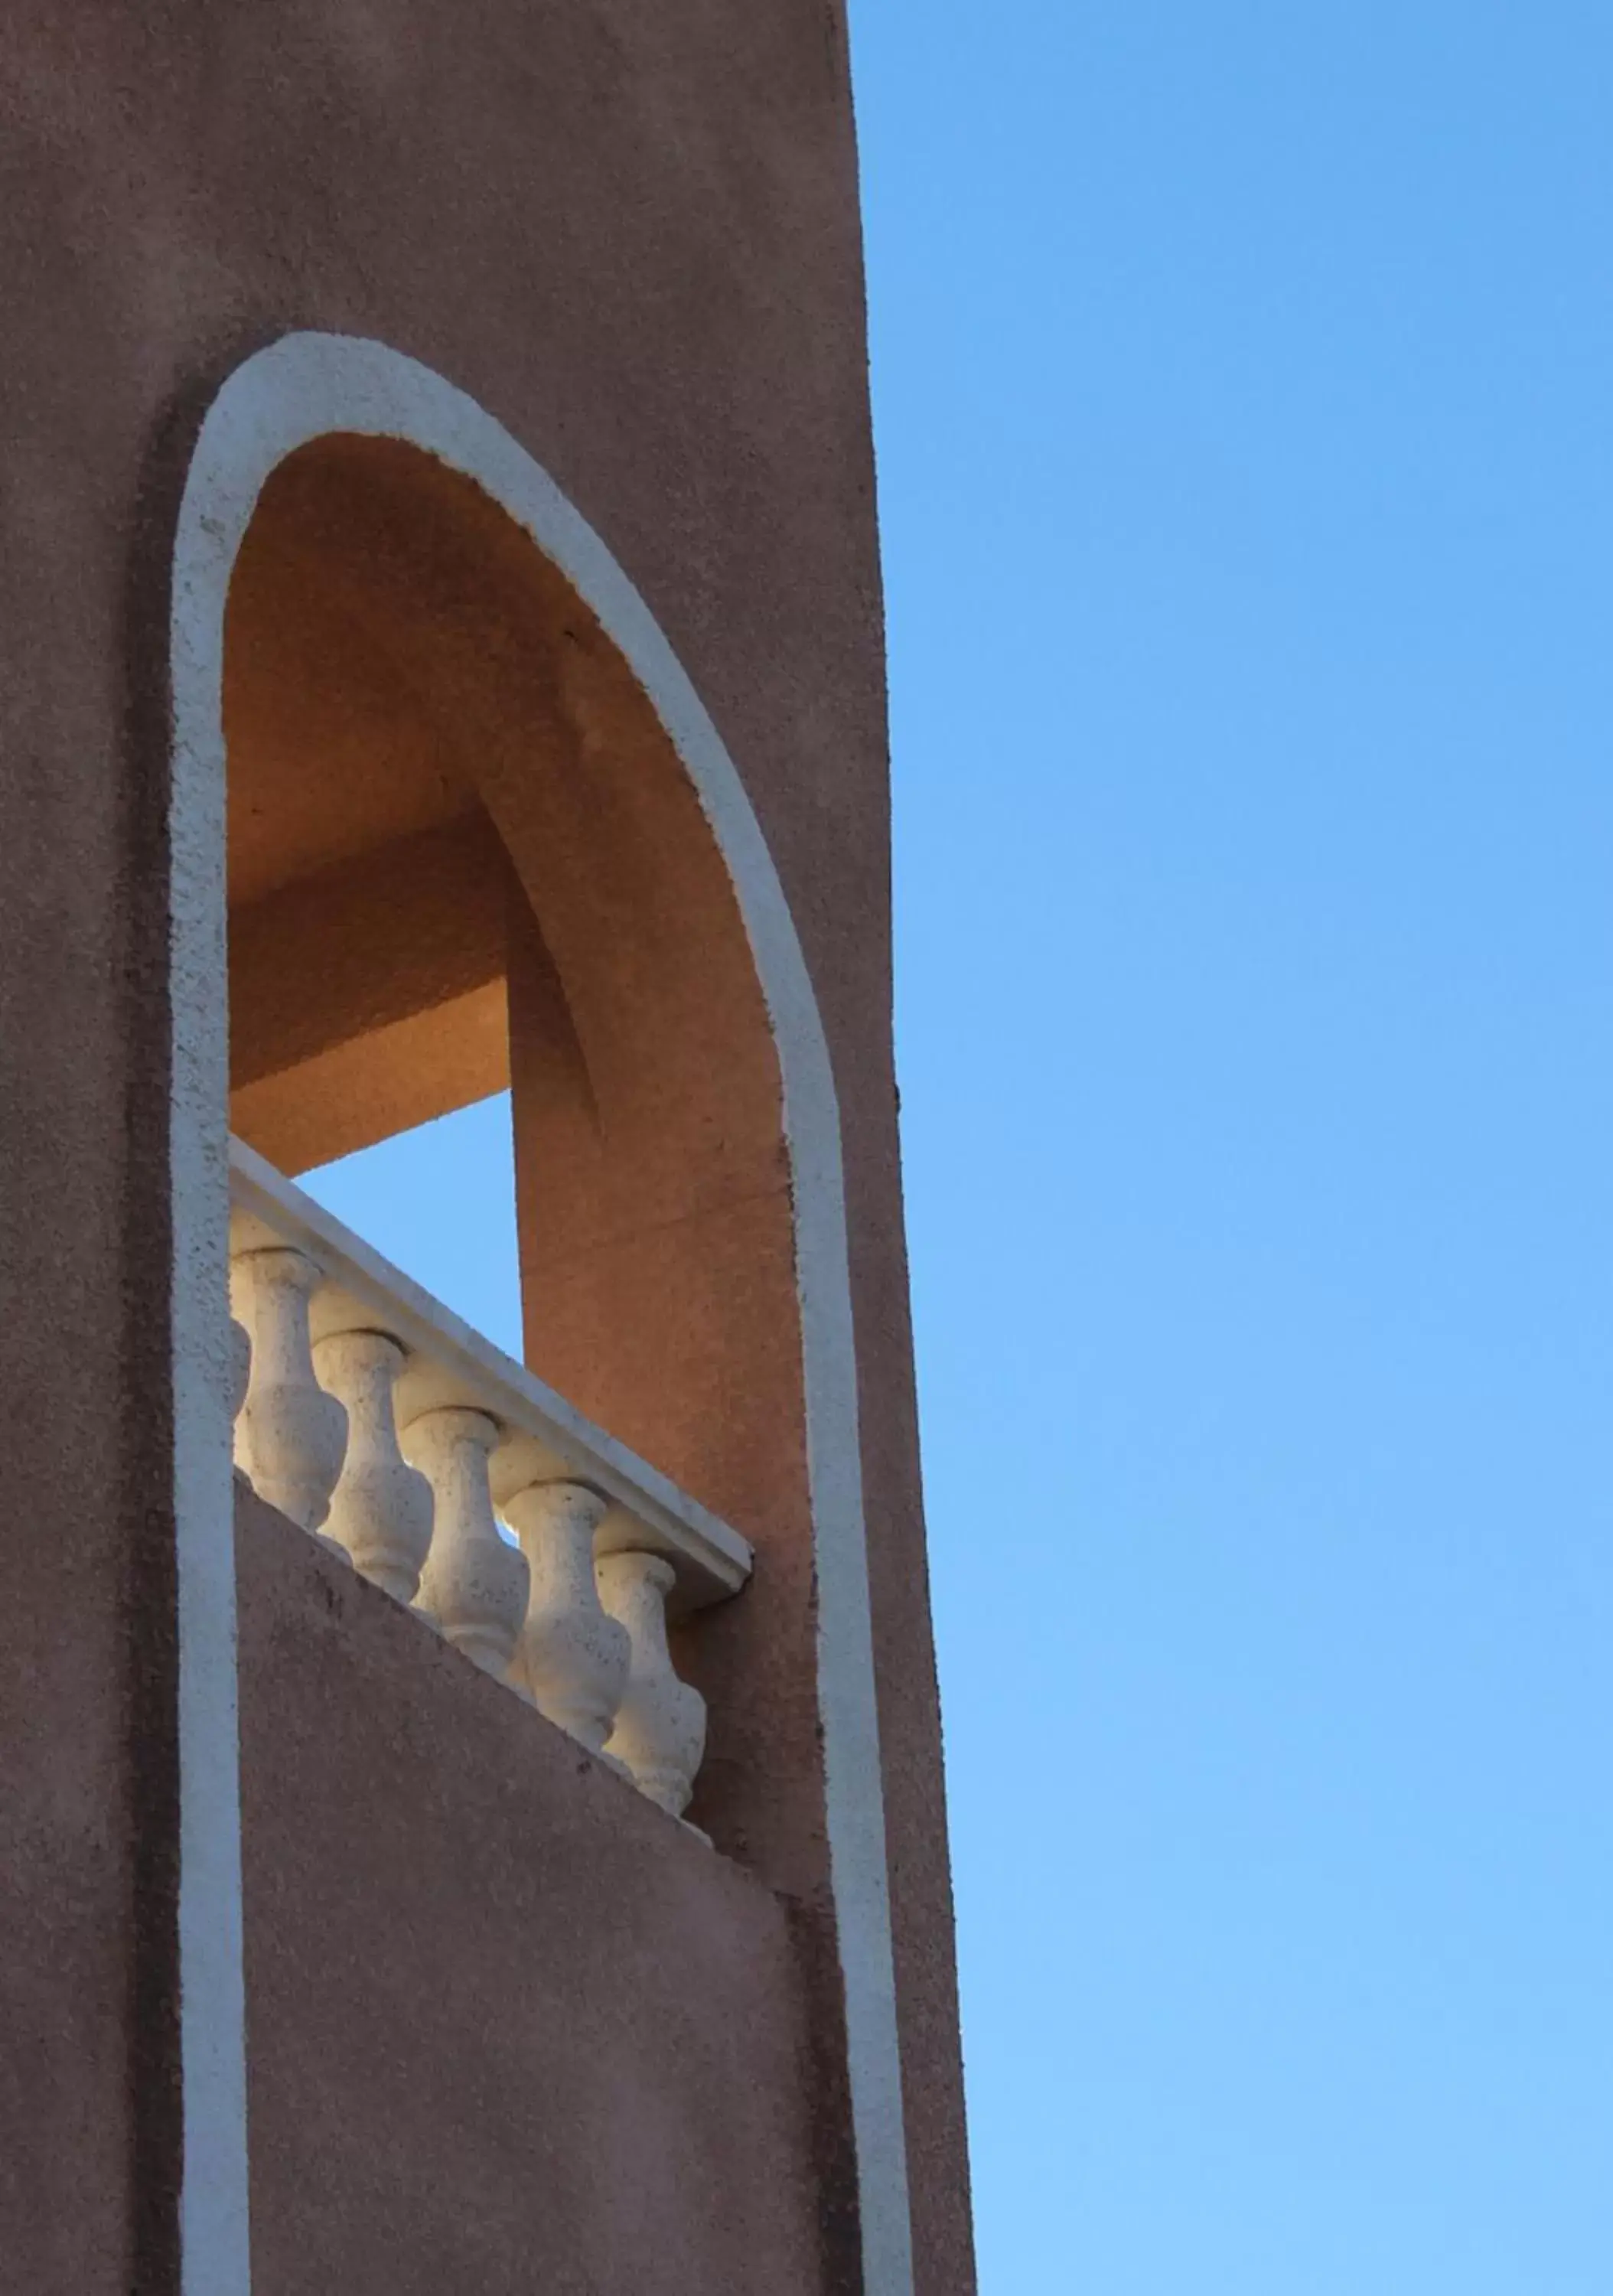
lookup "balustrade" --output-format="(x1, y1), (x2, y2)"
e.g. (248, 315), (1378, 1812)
(226, 1137), (750, 1833)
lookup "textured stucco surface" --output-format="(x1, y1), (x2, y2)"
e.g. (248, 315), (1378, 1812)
(236, 1491), (829, 2296)
(0, 6), (971, 2289)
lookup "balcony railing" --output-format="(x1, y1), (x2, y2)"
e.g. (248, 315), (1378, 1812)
(227, 1135), (753, 1831)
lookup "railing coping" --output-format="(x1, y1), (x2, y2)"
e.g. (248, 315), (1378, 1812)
(228, 1135), (754, 1613)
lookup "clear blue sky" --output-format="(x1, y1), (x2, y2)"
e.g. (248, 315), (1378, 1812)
(310, 10), (1613, 2289)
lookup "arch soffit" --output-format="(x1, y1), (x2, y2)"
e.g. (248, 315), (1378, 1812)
(167, 331), (914, 2296)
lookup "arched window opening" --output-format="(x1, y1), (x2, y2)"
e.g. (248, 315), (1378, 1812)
(171, 338), (915, 2296)
(169, 335), (922, 2296)
(221, 431), (811, 1864)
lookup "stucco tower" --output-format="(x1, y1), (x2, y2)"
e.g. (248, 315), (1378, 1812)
(0, 11), (973, 2294)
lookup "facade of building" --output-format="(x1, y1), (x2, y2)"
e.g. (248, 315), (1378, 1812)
(0, 10), (973, 2294)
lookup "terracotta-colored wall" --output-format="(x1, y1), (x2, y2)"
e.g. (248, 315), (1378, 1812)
(0, 6), (971, 2290)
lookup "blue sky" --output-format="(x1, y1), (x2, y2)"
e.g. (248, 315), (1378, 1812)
(311, 9), (1613, 2289)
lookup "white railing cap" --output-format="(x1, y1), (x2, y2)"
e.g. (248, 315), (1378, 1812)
(229, 1136), (754, 1613)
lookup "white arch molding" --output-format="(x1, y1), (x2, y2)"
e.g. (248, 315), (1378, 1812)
(168, 331), (915, 2296)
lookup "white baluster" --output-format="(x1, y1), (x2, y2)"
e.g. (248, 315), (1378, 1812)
(312, 1331), (435, 1603)
(597, 1552), (705, 1820)
(230, 1246), (348, 1558)
(501, 1480), (629, 1755)
(403, 1407), (528, 1678)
